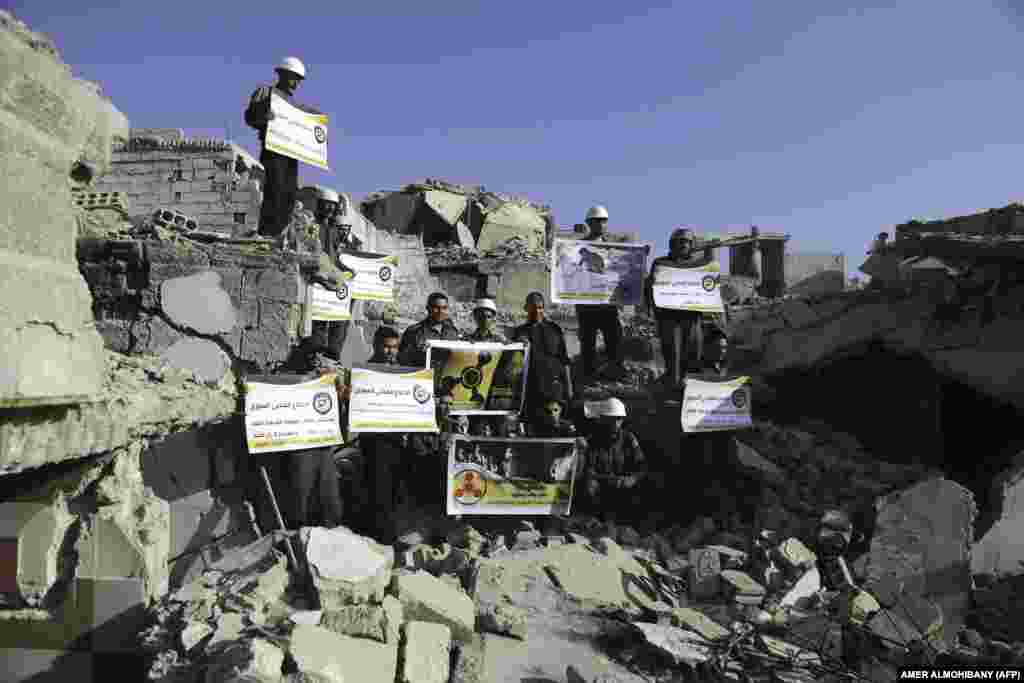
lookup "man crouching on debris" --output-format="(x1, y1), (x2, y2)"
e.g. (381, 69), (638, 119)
(245, 56), (306, 239)
(646, 228), (712, 389)
(578, 398), (647, 522)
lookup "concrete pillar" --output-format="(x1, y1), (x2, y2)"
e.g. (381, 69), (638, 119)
(760, 240), (786, 298)
(0, 17), (129, 406)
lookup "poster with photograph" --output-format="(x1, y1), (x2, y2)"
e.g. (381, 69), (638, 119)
(551, 238), (650, 305)
(426, 340), (529, 415)
(681, 375), (753, 433)
(244, 374), (343, 454)
(446, 435), (578, 516)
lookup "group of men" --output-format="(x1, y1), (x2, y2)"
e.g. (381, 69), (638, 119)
(244, 56), (731, 542)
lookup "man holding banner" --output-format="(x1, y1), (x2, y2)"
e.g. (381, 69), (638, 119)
(245, 56), (308, 238)
(645, 228), (714, 389)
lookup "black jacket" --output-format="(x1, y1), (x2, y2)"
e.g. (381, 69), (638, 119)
(511, 319), (570, 401)
(398, 318), (461, 368)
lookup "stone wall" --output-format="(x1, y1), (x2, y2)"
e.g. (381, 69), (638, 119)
(92, 135), (264, 234)
(0, 10), (129, 407)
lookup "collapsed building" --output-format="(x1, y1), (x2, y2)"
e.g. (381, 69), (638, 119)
(1, 8), (1024, 683)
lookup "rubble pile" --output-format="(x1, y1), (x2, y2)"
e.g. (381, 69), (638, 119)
(480, 234), (547, 262)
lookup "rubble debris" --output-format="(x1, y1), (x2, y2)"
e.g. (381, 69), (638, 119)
(399, 621), (451, 683)
(631, 622), (714, 667)
(779, 567), (821, 607)
(0, 497), (75, 606)
(449, 634), (486, 683)
(720, 570), (766, 606)
(302, 526), (393, 608)
(476, 599), (528, 640)
(203, 637), (284, 683)
(972, 455), (1024, 577)
(390, 570), (475, 643)
(320, 595), (403, 644)
(669, 607), (731, 642)
(289, 623), (399, 683)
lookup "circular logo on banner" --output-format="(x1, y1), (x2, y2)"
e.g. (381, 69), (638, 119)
(460, 367), (483, 389)
(412, 384), (432, 404)
(701, 275), (718, 292)
(378, 266), (392, 282)
(731, 388), (748, 409)
(453, 467), (487, 506)
(314, 126), (326, 144)
(336, 284), (349, 301)
(312, 391), (334, 415)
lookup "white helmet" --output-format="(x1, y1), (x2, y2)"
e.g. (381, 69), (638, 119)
(602, 397), (627, 417)
(586, 205), (609, 221)
(312, 185), (340, 204)
(473, 298), (497, 314)
(276, 56), (306, 79)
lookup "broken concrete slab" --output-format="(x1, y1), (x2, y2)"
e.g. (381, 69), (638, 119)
(400, 621), (451, 683)
(204, 637), (284, 683)
(669, 607), (731, 641)
(422, 189), (467, 227)
(477, 600), (527, 640)
(302, 526), (393, 608)
(208, 612), (245, 648)
(320, 594), (403, 644)
(160, 270), (238, 335)
(632, 622), (713, 667)
(865, 477), (975, 647)
(160, 338), (232, 386)
(289, 624), (399, 683)
(180, 620), (213, 653)
(719, 571), (766, 606)
(780, 568), (821, 607)
(776, 538), (817, 574)
(0, 497), (74, 606)
(391, 571), (475, 643)
(972, 458), (1024, 577)
(476, 203), (546, 255)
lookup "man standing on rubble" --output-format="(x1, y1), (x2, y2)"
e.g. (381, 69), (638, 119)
(332, 194), (364, 253)
(578, 398), (648, 523)
(511, 291), (573, 428)
(577, 205), (626, 380)
(245, 56), (306, 239)
(465, 298), (506, 342)
(645, 228), (712, 388)
(398, 292), (461, 369)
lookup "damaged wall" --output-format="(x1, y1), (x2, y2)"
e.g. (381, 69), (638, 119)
(0, 10), (129, 407)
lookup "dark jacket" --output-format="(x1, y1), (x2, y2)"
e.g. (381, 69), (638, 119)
(511, 319), (570, 401)
(245, 85), (293, 145)
(398, 318), (461, 368)
(464, 329), (508, 343)
(583, 428), (646, 478)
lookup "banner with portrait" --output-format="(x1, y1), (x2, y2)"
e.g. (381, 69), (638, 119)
(244, 374), (343, 454)
(681, 375), (753, 433)
(551, 238), (650, 305)
(446, 435), (578, 515)
(426, 340), (529, 415)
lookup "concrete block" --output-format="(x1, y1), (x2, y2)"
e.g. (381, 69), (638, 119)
(203, 637), (284, 683)
(160, 338), (232, 385)
(289, 625), (398, 683)
(391, 571), (475, 643)
(160, 270), (238, 335)
(0, 499), (75, 606)
(321, 595), (403, 644)
(242, 265), (302, 303)
(80, 577), (147, 653)
(302, 526), (394, 608)
(400, 621), (451, 683)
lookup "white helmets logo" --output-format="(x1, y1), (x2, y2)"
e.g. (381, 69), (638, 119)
(276, 56), (306, 79)
(586, 205), (609, 221)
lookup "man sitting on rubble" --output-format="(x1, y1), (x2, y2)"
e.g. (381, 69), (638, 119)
(244, 56), (307, 239)
(359, 326), (410, 541)
(578, 398), (648, 522)
(465, 298), (506, 342)
(645, 227), (713, 389)
(398, 292), (461, 370)
(511, 291), (573, 430)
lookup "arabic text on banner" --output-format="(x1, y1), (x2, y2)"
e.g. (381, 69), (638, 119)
(309, 281), (352, 321)
(244, 374), (343, 454)
(426, 340), (529, 414)
(338, 252), (399, 302)
(446, 435), (577, 516)
(681, 376), (753, 433)
(349, 367), (438, 433)
(550, 238), (650, 305)
(652, 261), (725, 313)
(265, 94), (329, 170)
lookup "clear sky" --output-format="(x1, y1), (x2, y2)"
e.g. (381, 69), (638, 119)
(13, 0), (1024, 275)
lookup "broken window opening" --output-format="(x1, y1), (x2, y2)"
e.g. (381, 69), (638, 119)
(234, 213), (247, 225)
(174, 192), (182, 201)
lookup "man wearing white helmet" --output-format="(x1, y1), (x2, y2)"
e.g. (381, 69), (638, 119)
(645, 227), (713, 388)
(578, 205), (625, 379)
(245, 57), (307, 238)
(465, 298), (507, 342)
(579, 397), (647, 521)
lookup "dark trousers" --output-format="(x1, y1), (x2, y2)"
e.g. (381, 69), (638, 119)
(288, 448), (343, 528)
(577, 305), (622, 374)
(258, 148), (298, 237)
(310, 320), (350, 360)
(363, 437), (405, 539)
(656, 310), (703, 384)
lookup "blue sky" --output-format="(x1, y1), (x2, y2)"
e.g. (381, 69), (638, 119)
(14, 1), (1024, 275)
